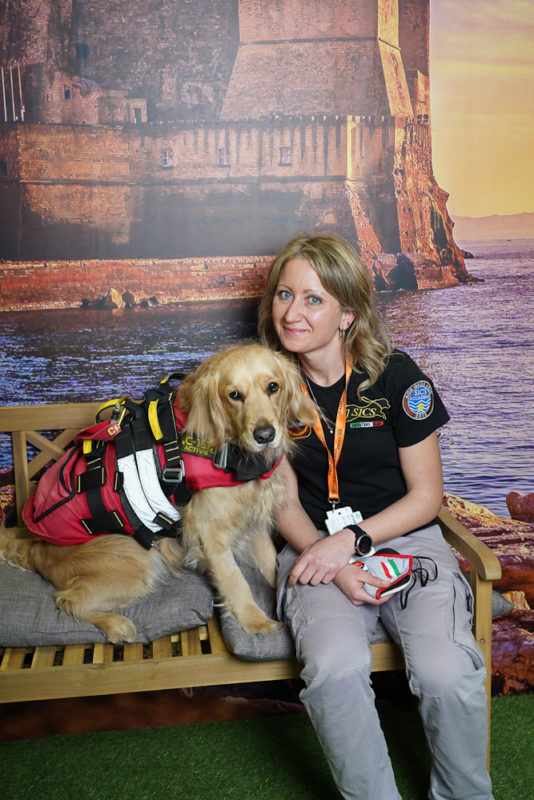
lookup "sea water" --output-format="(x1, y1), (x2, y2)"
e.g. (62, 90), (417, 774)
(1, 239), (532, 517)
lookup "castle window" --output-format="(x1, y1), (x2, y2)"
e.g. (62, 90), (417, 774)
(76, 43), (90, 60)
(64, 86), (71, 100)
(133, 107), (143, 124)
(0, 160), (7, 177)
(218, 148), (230, 167)
(161, 149), (174, 168)
(279, 147), (292, 166)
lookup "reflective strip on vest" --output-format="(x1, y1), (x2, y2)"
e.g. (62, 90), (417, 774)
(134, 447), (181, 522)
(116, 453), (163, 532)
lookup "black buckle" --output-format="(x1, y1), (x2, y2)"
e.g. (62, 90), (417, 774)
(212, 443), (228, 470)
(162, 462), (184, 484)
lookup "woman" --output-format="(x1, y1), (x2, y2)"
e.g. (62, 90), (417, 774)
(258, 232), (493, 800)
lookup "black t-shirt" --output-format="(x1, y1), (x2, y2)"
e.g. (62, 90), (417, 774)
(291, 350), (450, 529)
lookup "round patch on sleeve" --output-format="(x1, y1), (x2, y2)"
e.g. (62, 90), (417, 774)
(402, 380), (434, 420)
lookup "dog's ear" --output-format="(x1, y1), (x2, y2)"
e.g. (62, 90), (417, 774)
(275, 352), (317, 429)
(178, 359), (228, 446)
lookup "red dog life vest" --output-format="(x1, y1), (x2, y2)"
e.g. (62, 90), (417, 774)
(23, 388), (280, 549)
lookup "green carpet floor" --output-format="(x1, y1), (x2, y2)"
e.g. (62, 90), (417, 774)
(1, 695), (532, 800)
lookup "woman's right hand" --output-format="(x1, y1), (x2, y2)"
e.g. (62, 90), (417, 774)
(288, 528), (356, 586)
(334, 564), (391, 606)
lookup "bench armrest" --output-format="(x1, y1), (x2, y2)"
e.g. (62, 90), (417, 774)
(438, 506), (501, 582)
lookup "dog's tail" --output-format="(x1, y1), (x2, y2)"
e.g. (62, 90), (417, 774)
(156, 536), (198, 575)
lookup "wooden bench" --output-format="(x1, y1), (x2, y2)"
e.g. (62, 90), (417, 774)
(0, 401), (501, 762)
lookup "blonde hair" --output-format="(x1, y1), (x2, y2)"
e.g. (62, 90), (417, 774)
(258, 232), (392, 393)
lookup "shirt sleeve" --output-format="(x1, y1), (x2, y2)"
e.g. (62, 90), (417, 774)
(383, 351), (450, 448)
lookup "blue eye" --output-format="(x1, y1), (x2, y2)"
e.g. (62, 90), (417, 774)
(277, 289), (292, 301)
(308, 295), (321, 305)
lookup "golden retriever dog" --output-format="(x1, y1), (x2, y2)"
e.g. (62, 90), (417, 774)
(0, 343), (316, 642)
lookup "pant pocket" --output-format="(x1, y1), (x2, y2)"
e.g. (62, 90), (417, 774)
(277, 584), (305, 660)
(450, 571), (484, 670)
(275, 543), (299, 621)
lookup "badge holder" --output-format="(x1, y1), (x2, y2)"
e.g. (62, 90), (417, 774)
(325, 505), (363, 535)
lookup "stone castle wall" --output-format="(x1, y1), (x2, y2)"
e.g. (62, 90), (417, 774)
(0, 115), (367, 261)
(0, 0), (469, 301)
(237, 0), (378, 41)
(0, 0), (238, 124)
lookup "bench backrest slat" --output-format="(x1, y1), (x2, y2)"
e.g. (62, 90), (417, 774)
(0, 402), (101, 433)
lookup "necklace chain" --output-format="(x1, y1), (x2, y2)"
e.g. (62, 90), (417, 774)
(302, 371), (335, 435)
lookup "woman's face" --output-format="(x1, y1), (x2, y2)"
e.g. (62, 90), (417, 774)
(272, 257), (354, 361)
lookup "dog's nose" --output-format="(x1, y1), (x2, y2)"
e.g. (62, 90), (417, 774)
(253, 424), (276, 444)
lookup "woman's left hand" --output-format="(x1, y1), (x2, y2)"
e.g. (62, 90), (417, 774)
(334, 564), (391, 606)
(288, 529), (356, 586)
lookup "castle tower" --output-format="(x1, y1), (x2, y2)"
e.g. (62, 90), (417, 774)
(398, 0), (431, 116)
(221, 0), (413, 119)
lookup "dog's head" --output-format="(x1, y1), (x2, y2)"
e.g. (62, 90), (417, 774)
(178, 343), (316, 455)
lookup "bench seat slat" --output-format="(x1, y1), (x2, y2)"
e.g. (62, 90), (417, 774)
(31, 646), (56, 669)
(0, 647), (27, 671)
(123, 643), (144, 662)
(62, 644), (86, 667)
(152, 636), (173, 659)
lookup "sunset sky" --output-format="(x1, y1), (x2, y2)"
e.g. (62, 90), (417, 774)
(429, 0), (534, 218)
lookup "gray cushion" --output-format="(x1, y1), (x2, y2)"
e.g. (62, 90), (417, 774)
(0, 561), (214, 647)
(218, 563), (296, 661)
(218, 564), (514, 662)
(489, 589), (514, 617)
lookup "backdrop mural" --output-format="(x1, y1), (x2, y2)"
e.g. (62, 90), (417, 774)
(0, 0), (532, 693)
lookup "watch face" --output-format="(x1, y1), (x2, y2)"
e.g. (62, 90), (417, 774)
(357, 534), (373, 555)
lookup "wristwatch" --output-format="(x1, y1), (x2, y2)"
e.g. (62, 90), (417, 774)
(348, 524), (373, 557)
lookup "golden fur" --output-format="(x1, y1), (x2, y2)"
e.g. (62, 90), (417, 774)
(0, 343), (316, 642)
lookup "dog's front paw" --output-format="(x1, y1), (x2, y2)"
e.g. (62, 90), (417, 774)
(262, 618), (284, 634)
(241, 615), (284, 635)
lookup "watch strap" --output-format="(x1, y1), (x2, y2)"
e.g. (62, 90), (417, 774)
(346, 523), (373, 555)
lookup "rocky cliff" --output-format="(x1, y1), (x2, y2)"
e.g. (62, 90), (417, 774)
(444, 493), (534, 695)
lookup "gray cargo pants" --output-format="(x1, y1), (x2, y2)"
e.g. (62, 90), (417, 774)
(276, 523), (494, 800)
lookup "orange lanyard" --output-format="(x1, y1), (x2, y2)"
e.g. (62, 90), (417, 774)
(301, 360), (352, 505)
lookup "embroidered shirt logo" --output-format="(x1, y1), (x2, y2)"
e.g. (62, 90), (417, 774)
(402, 381), (434, 420)
(347, 396), (390, 423)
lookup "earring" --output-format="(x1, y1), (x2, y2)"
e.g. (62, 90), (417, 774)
(339, 328), (347, 340)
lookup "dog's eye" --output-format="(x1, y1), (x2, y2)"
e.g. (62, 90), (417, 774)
(267, 382), (279, 395)
(228, 390), (243, 401)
